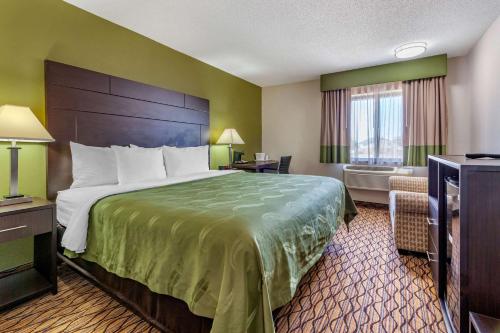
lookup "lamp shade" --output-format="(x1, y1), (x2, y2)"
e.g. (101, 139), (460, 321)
(216, 128), (245, 145)
(0, 105), (54, 142)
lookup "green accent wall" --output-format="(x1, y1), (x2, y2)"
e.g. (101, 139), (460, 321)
(320, 54), (447, 91)
(0, 0), (261, 271)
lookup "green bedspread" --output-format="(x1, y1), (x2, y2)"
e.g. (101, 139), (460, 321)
(74, 172), (357, 333)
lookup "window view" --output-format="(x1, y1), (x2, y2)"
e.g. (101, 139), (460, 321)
(350, 83), (403, 164)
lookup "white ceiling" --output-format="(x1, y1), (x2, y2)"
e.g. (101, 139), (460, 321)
(65, 0), (500, 87)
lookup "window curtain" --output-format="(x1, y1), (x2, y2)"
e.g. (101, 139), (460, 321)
(320, 89), (351, 163)
(350, 82), (403, 165)
(403, 76), (448, 166)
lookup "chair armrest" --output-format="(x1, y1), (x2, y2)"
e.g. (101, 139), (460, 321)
(390, 191), (428, 214)
(389, 176), (428, 193)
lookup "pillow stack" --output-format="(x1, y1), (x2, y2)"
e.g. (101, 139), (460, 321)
(69, 142), (210, 188)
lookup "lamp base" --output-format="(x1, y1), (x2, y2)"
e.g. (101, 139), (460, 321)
(0, 195), (33, 207)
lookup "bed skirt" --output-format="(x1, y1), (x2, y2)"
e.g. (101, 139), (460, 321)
(57, 224), (281, 333)
(57, 223), (212, 332)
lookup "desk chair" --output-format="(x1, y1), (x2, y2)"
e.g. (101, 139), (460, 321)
(263, 156), (292, 174)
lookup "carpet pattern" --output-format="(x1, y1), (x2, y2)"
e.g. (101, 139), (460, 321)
(274, 204), (446, 333)
(0, 205), (445, 333)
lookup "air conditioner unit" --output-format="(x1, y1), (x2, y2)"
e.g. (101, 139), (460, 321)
(343, 165), (413, 203)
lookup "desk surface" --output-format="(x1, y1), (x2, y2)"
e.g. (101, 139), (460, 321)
(231, 160), (279, 171)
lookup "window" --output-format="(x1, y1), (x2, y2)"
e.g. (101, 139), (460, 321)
(350, 82), (403, 165)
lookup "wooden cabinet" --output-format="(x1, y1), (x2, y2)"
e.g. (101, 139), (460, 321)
(428, 156), (500, 333)
(0, 198), (57, 311)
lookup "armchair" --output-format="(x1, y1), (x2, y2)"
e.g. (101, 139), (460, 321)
(389, 176), (428, 253)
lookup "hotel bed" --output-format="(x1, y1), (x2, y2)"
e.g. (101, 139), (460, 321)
(46, 61), (356, 333)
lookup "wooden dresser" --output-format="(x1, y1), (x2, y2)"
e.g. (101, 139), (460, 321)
(428, 155), (500, 333)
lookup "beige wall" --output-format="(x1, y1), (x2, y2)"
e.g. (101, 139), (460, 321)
(446, 15), (500, 154)
(468, 15), (500, 152)
(262, 80), (343, 179)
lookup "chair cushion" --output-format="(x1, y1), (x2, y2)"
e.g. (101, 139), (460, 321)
(389, 190), (428, 215)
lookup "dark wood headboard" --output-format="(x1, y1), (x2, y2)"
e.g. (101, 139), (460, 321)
(45, 60), (210, 200)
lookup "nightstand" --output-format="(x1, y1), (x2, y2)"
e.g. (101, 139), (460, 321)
(0, 198), (57, 310)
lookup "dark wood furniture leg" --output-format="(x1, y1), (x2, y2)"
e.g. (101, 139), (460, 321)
(34, 230), (57, 294)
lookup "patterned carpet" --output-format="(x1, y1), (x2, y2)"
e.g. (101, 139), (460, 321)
(0, 205), (445, 333)
(274, 204), (445, 333)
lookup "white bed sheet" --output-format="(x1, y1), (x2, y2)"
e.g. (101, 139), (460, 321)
(57, 170), (240, 253)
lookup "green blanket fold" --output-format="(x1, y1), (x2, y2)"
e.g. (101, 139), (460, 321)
(71, 172), (357, 333)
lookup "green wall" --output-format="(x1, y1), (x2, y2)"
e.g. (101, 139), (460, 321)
(0, 0), (261, 271)
(321, 54), (447, 91)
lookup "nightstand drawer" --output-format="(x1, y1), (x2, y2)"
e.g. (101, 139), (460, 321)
(0, 209), (52, 240)
(0, 225), (32, 243)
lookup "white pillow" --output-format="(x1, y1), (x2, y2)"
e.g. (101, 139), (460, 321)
(162, 145), (209, 177)
(70, 142), (118, 188)
(112, 146), (167, 184)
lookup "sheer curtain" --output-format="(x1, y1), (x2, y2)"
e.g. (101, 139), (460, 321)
(350, 82), (403, 165)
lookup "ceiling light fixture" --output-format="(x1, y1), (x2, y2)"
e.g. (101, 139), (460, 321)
(395, 42), (427, 59)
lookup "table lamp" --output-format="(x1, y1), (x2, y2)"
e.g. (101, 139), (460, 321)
(0, 105), (54, 206)
(216, 128), (244, 165)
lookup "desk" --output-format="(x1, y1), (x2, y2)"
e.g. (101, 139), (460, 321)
(231, 160), (279, 173)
